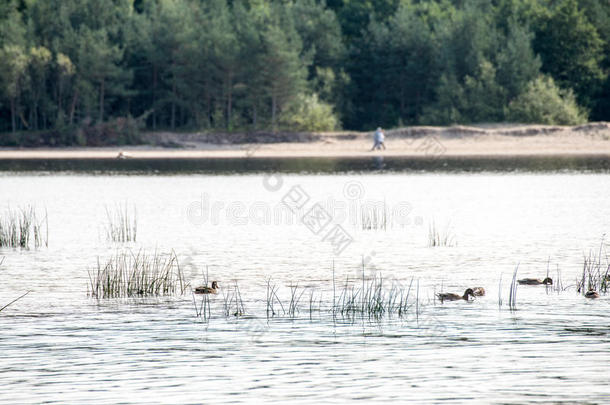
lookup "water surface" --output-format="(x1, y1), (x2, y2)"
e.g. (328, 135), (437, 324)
(1, 158), (609, 403)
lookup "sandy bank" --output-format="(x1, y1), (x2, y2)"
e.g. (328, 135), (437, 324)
(1, 123), (609, 159)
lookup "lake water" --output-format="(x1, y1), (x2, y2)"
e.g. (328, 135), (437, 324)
(1, 157), (609, 404)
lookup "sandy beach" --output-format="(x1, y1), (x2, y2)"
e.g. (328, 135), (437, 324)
(1, 123), (609, 159)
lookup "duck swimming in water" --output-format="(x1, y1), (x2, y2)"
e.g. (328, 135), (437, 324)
(471, 287), (486, 296)
(585, 290), (600, 299)
(517, 277), (553, 285)
(194, 281), (219, 294)
(437, 288), (476, 302)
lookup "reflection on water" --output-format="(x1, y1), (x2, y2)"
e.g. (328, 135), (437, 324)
(0, 155), (609, 174)
(0, 167), (609, 403)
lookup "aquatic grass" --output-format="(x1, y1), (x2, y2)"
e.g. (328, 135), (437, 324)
(233, 281), (246, 316)
(287, 282), (306, 317)
(427, 220), (456, 247)
(508, 265), (519, 310)
(361, 204), (387, 231)
(577, 239), (609, 295)
(193, 266), (211, 320)
(553, 265), (565, 293)
(335, 271), (420, 320)
(308, 289), (317, 320)
(0, 206), (48, 249)
(105, 203), (137, 242)
(0, 291), (30, 313)
(88, 249), (188, 298)
(498, 274), (503, 308)
(266, 277), (285, 318)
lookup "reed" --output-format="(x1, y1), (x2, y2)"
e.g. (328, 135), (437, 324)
(508, 265), (519, 310)
(576, 239), (609, 295)
(427, 220), (456, 247)
(234, 281), (246, 316)
(0, 206), (48, 249)
(193, 266), (211, 320)
(220, 280), (246, 317)
(266, 277), (285, 318)
(334, 271), (422, 320)
(287, 282), (306, 317)
(88, 249), (188, 298)
(105, 203), (137, 242)
(0, 291), (30, 313)
(308, 288), (317, 320)
(498, 274), (503, 308)
(361, 204), (387, 231)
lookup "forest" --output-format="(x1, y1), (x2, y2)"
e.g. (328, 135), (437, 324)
(0, 0), (608, 145)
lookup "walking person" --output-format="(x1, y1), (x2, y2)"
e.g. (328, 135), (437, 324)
(371, 127), (386, 151)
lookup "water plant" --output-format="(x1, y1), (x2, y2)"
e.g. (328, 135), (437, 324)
(508, 266), (519, 310)
(266, 277), (285, 318)
(577, 239), (610, 296)
(334, 265), (419, 320)
(193, 266), (211, 320)
(361, 204), (387, 231)
(0, 291), (30, 313)
(88, 249), (188, 298)
(287, 282), (306, 317)
(0, 206), (48, 249)
(427, 220), (456, 247)
(105, 203), (137, 242)
(498, 274), (503, 308)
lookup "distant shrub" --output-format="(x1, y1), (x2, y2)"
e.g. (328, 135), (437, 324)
(506, 76), (587, 125)
(280, 93), (339, 132)
(82, 116), (142, 146)
(0, 116), (143, 147)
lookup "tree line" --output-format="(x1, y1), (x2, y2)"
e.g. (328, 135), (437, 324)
(0, 0), (608, 145)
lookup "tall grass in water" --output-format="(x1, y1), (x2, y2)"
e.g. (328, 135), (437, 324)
(288, 282), (306, 317)
(88, 249), (188, 298)
(220, 280), (246, 318)
(0, 206), (48, 248)
(508, 266), (519, 310)
(361, 204), (387, 231)
(427, 221), (456, 247)
(192, 266), (211, 320)
(105, 203), (137, 242)
(577, 239), (609, 295)
(0, 291), (30, 313)
(266, 277), (285, 318)
(334, 263), (420, 319)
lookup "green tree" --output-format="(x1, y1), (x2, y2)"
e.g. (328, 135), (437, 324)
(534, 0), (605, 108)
(259, 4), (307, 131)
(0, 0), (26, 133)
(495, 19), (541, 101)
(0, 45), (29, 132)
(280, 93), (338, 131)
(507, 75), (587, 125)
(76, 27), (128, 122)
(24, 46), (52, 130)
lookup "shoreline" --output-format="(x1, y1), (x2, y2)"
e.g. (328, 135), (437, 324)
(1, 123), (609, 159)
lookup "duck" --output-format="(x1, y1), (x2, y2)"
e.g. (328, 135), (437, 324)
(585, 290), (600, 299)
(471, 287), (485, 296)
(194, 281), (219, 294)
(437, 288), (475, 302)
(517, 277), (553, 285)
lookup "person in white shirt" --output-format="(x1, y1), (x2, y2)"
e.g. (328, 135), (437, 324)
(371, 127), (386, 151)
